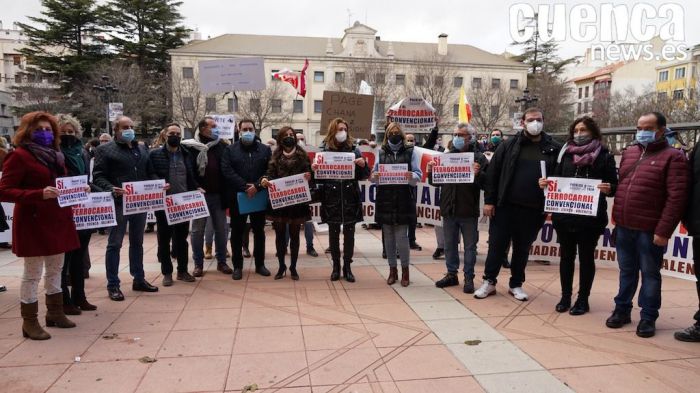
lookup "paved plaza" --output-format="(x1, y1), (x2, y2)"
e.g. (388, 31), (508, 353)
(0, 225), (698, 393)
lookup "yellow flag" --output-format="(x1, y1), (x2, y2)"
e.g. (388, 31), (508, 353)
(458, 86), (471, 123)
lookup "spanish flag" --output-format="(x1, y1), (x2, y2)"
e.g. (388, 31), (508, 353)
(458, 86), (472, 123)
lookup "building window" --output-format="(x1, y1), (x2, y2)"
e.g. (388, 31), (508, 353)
(675, 67), (686, 79)
(434, 76), (444, 87)
(183, 97), (194, 111)
(491, 78), (501, 89)
(335, 72), (345, 83)
(355, 72), (366, 84)
(453, 77), (463, 88)
(314, 100), (322, 113)
(510, 79), (519, 90)
(673, 89), (684, 100)
(659, 70), (669, 82)
(205, 97), (216, 111)
(375, 73), (385, 84)
(293, 100), (303, 113)
(583, 101), (589, 112)
(584, 86), (590, 98)
(13, 55), (22, 66)
(578, 87), (583, 99)
(250, 98), (261, 112)
(472, 77), (482, 89)
(577, 102), (582, 114)
(453, 104), (459, 117)
(227, 98), (238, 112)
(314, 71), (324, 83)
(271, 99), (282, 113)
(415, 75), (425, 86)
(657, 92), (668, 101)
(182, 67), (194, 79)
(490, 105), (499, 117)
(395, 74), (405, 85)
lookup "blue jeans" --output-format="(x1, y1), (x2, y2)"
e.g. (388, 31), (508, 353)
(444, 216), (478, 278)
(383, 224), (410, 267)
(106, 209), (147, 288)
(191, 193), (229, 267)
(614, 226), (664, 321)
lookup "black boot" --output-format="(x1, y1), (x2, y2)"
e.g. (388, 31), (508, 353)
(330, 260), (341, 281)
(274, 263), (287, 280)
(606, 310), (632, 328)
(555, 295), (571, 313)
(569, 297), (590, 315)
(342, 262), (355, 283)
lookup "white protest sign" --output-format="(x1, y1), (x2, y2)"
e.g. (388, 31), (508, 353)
(198, 57), (266, 94)
(213, 114), (236, 139)
(544, 177), (601, 217)
(72, 192), (117, 230)
(431, 153), (475, 184)
(56, 175), (89, 207)
(165, 191), (210, 225)
(378, 164), (409, 185)
(314, 152), (355, 180)
(268, 173), (311, 210)
(386, 97), (436, 132)
(122, 180), (166, 215)
(0, 202), (13, 243)
(108, 102), (123, 121)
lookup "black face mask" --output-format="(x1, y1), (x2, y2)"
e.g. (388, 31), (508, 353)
(388, 134), (402, 145)
(61, 135), (77, 146)
(167, 135), (181, 147)
(282, 136), (296, 148)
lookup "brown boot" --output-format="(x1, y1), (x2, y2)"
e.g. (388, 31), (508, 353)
(387, 267), (398, 285)
(45, 293), (76, 328)
(401, 267), (410, 287)
(20, 302), (51, 340)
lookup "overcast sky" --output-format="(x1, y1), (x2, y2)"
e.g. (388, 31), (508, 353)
(2, 0), (699, 60)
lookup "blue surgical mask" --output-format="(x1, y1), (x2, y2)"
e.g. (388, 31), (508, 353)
(452, 136), (465, 150)
(635, 130), (656, 146)
(240, 131), (255, 144)
(121, 128), (135, 143)
(211, 127), (221, 139)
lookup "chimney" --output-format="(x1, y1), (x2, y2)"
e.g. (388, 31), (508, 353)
(438, 33), (448, 56)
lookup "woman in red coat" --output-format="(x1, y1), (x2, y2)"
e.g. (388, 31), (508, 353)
(0, 111), (80, 340)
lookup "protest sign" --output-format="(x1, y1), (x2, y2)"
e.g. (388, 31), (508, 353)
(386, 97), (436, 132)
(108, 102), (123, 121)
(314, 152), (355, 180)
(122, 180), (166, 216)
(377, 164), (408, 185)
(56, 175), (89, 207)
(0, 202), (13, 243)
(198, 57), (266, 94)
(165, 191), (210, 225)
(319, 91), (374, 139)
(544, 177), (601, 217)
(431, 153), (475, 184)
(268, 173), (312, 210)
(72, 192), (117, 230)
(212, 114), (236, 139)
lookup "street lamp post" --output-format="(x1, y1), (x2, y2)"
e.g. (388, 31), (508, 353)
(515, 88), (539, 112)
(92, 75), (118, 135)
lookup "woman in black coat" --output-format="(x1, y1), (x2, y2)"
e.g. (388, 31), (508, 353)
(261, 127), (312, 281)
(539, 116), (618, 315)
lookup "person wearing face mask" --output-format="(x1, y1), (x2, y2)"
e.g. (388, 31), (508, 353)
(221, 119), (272, 280)
(477, 108), (562, 301)
(537, 116), (617, 315)
(149, 123), (200, 286)
(295, 132), (318, 257)
(181, 117), (234, 278)
(313, 118), (370, 282)
(606, 112), (688, 338)
(0, 111), (80, 339)
(260, 127), (313, 280)
(56, 114), (98, 315)
(93, 115), (160, 301)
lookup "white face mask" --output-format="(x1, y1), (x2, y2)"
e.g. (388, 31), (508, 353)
(335, 130), (347, 143)
(297, 140), (306, 147)
(525, 120), (543, 136)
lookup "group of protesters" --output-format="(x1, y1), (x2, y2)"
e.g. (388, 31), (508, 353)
(0, 108), (698, 345)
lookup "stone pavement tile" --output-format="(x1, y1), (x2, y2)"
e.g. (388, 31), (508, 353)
(354, 302), (421, 323)
(125, 294), (189, 313)
(238, 306), (301, 328)
(46, 359), (149, 393)
(408, 300), (476, 321)
(185, 286), (243, 310)
(312, 382), (400, 393)
(0, 337), (23, 358)
(256, 387), (311, 393)
(136, 355), (229, 393)
(0, 334), (98, 366)
(523, 291), (568, 315)
(394, 376), (484, 393)
(297, 304), (362, 326)
(80, 293), (138, 313)
(47, 312), (120, 337)
(302, 324), (368, 351)
(384, 345), (471, 381)
(105, 311), (179, 334)
(425, 318), (505, 344)
(475, 370), (572, 393)
(234, 326), (305, 354)
(242, 288), (298, 308)
(308, 346), (382, 386)
(512, 336), (621, 368)
(227, 351), (308, 390)
(81, 331), (168, 362)
(393, 285), (454, 303)
(373, 265), (436, 287)
(172, 308), (240, 331)
(458, 295), (529, 318)
(298, 289), (342, 306)
(447, 341), (543, 375)
(0, 317), (25, 340)
(158, 328), (235, 358)
(572, 332), (699, 362)
(364, 322), (429, 348)
(551, 310), (637, 336)
(0, 364), (69, 393)
(491, 314), (570, 340)
(345, 288), (404, 305)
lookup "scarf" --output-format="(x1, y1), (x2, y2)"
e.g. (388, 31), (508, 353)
(180, 133), (221, 176)
(282, 147), (297, 157)
(61, 141), (86, 175)
(565, 139), (602, 167)
(22, 142), (66, 178)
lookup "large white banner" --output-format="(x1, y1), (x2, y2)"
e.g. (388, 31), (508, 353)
(198, 57), (266, 94)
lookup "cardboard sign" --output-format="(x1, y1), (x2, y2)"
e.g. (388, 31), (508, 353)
(165, 191), (210, 225)
(431, 153), (475, 184)
(213, 114), (236, 139)
(268, 173), (312, 210)
(319, 91), (374, 139)
(198, 57), (266, 94)
(314, 152), (355, 180)
(56, 175), (89, 207)
(377, 164), (409, 185)
(122, 180), (166, 216)
(72, 192), (117, 230)
(544, 177), (601, 217)
(386, 97), (436, 132)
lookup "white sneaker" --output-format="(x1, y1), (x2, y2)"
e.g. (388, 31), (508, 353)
(508, 286), (529, 301)
(474, 282), (496, 299)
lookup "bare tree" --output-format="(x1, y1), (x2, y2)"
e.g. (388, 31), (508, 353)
(171, 69), (207, 132)
(235, 80), (292, 132)
(605, 85), (700, 128)
(405, 53), (458, 127)
(530, 73), (574, 134)
(467, 76), (517, 132)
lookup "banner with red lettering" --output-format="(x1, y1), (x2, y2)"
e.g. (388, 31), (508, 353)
(386, 97), (436, 132)
(314, 152), (355, 180)
(122, 180), (166, 215)
(432, 153), (475, 184)
(165, 191), (210, 225)
(268, 174), (311, 210)
(378, 164), (409, 185)
(544, 177), (601, 216)
(72, 192), (117, 230)
(56, 175), (89, 207)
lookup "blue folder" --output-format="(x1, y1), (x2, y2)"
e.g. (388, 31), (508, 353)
(237, 189), (269, 214)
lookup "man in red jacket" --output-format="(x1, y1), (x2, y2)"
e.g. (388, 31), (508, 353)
(606, 112), (689, 338)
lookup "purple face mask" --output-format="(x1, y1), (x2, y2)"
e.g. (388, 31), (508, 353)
(31, 128), (54, 146)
